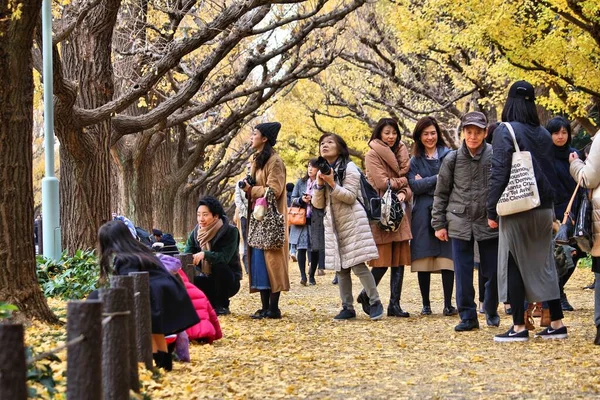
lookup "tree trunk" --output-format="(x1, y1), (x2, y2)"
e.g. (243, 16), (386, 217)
(55, 0), (121, 251)
(58, 125), (112, 252)
(174, 185), (194, 239)
(0, 0), (58, 322)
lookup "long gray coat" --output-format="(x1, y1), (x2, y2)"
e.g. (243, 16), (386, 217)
(289, 178), (310, 248)
(431, 142), (498, 241)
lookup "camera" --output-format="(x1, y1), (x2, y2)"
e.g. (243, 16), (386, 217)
(238, 175), (256, 188)
(315, 156), (331, 175)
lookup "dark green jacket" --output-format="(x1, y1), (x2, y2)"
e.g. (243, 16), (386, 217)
(431, 142), (498, 241)
(184, 218), (242, 280)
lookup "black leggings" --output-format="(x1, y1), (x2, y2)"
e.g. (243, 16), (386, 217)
(418, 270), (454, 308)
(508, 252), (563, 325)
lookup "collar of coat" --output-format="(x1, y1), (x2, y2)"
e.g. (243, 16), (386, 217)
(368, 139), (404, 176)
(459, 141), (491, 161)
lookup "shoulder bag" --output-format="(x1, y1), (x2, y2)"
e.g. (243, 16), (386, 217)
(495, 122), (541, 217)
(248, 188), (285, 250)
(378, 181), (404, 232)
(287, 206), (306, 226)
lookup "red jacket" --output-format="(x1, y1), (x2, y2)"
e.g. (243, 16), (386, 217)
(177, 270), (223, 343)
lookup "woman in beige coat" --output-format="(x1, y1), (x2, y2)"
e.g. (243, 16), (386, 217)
(312, 133), (383, 320)
(240, 122), (290, 319)
(356, 118), (412, 317)
(569, 134), (600, 345)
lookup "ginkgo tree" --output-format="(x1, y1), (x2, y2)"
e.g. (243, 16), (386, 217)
(39, 0), (369, 250)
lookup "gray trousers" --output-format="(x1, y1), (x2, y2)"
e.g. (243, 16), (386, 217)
(337, 263), (380, 310)
(595, 273), (600, 328)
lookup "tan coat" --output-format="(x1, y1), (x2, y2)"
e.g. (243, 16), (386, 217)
(248, 153), (290, 292)
(312, 161), (379, 270)
(365, 139), (413, 245)
(570, 135), (600, 257)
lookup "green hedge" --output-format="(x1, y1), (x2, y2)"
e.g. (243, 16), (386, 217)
(36, 250), (100, 300)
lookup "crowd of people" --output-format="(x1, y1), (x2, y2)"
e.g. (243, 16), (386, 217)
(95, 79), (600, 371)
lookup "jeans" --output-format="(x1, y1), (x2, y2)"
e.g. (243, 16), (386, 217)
(337, 263), (380, 310)
(451, 237), (499, 321)
(240, 216), (248, 274)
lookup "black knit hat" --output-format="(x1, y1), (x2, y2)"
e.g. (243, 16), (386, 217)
(508, 80), (535, 102)
(256, 122), (281, 146)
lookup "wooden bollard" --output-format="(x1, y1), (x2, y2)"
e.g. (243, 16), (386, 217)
(110, 276), (140, 393)
(175, 253), (195, 282)
(128, 272), (153, 370)
(67, 300), (102, 400)
(0, 324), (26, 400)
(99, 288), (130, 400)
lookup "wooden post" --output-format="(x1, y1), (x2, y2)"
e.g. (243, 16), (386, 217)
(0, 324), (26, 400)
(175, 253), (195, 282)
(67, 300), (102, 400)
(128, 272), (153, 370)
(99, 288), (130, 400)
(110, 276), (140, 393)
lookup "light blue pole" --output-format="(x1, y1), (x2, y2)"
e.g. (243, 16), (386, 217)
(41, 0), (61, 259)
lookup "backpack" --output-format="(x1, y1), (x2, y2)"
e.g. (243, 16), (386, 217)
(135, 226), (153, 247)
(337, 161), (381, 220)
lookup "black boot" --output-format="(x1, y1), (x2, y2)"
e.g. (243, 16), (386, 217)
(153, 351), (172, 371)
(388, 266), (409, 317)
(251, 290), (270, 319)
(266, 292), (282, 319)
(357, 267), (388, 315)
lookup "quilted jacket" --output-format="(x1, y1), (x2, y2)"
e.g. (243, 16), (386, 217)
(177, 270), (223, 344)
(312, 160), (379, 270)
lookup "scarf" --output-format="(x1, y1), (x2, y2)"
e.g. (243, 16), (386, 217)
(196, 218), (224, 274)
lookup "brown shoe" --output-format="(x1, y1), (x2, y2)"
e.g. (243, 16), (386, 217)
(540, 308), (551, 327)
(532, 302), (542, 318)
(317, 269), (325, 276)
(525, 305), (535, 331)
(595, 326), (600, 345)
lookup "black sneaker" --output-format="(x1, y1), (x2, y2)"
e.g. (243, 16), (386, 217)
(535, 325), (568, 339)
(455, 319), (479, 331)
(333, 307), (356, 321)
(265, 309), (282, 319)
(560, 296), (574, 311)
(370, 300), (384, 320)
(443, 306), (458, 316)
(309, 279), (316, 285)
(595, 326), (600, 345)
(494, 326), (529, 342)
(421, 305), (432, 315)
(485, 313), (500, 327)
(356, 292), (370, 315)
(332, 275), (338, 285)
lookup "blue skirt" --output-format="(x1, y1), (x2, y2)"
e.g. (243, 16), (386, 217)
(250, 248), (271, 290)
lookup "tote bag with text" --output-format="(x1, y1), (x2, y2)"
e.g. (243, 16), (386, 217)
(496, 122), (541, 217)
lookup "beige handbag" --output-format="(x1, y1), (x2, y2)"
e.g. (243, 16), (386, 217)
(496, 123), (541, 217)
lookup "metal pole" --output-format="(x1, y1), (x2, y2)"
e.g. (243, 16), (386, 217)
(41, 0), (61, 259)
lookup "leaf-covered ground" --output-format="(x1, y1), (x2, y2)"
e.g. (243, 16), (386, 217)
(28, 265), (600, 399)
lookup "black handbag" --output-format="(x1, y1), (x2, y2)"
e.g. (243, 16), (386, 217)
(571, 189), (593, 253)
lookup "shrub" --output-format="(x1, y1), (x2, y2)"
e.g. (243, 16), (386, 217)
(0, 302), (18, 321)
(36, 250), (100, 300)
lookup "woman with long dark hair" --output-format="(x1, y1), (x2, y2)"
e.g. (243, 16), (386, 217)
(488, 81), (566, 341)
(547, 116), (582, 311)
(312, 133), (383, 320)
(98, 220), (199, 370)
(408, 116), (457, 316)
(290, 159), (324, 285)
(356, 118), (412, 317)
(240, 122), (290, 319)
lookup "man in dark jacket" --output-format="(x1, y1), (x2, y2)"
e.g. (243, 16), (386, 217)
(432, 111), (500, 332)
(184, 196), (242, 315)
